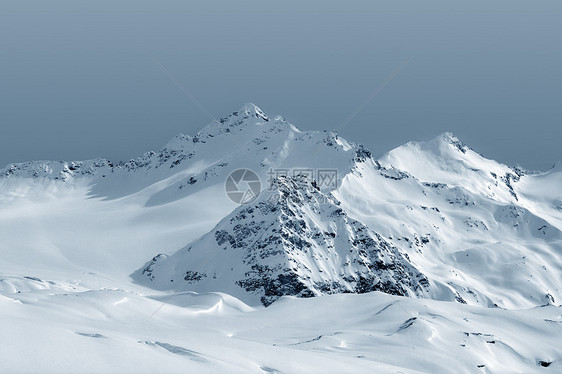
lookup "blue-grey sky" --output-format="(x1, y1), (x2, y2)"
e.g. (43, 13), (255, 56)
(1, 1), (561, 170)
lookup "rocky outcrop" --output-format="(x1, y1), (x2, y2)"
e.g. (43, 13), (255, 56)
(134, 175), (429, 306)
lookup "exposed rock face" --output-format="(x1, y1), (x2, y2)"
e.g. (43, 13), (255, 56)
(134, 175), (429, 306)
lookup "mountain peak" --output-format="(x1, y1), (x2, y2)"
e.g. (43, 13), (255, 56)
(210, 103), (272, 131)
(436, 132), (468, 153)
(239, 103), (269, 121)
(216, 103), (269, 124)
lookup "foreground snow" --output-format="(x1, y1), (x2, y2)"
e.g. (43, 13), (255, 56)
(1, 280), (560, 373)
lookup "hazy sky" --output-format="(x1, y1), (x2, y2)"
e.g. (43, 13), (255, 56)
(1, 1), (561, 170)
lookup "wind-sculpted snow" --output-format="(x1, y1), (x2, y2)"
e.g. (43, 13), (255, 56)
(134, 175), (429, 306)
(1, 286), (561, 373)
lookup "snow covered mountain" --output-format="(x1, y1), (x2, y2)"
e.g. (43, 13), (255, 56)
(1, 103), (561, 373)
(133, 175), (429, 306)
(337, 132), (562, 309)
(1, 103), (560, 309)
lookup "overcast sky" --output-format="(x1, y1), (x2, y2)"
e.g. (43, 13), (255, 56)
(1, 1), (561, 170)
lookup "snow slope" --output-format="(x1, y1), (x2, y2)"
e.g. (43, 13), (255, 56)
(0, 103), (561, 373)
